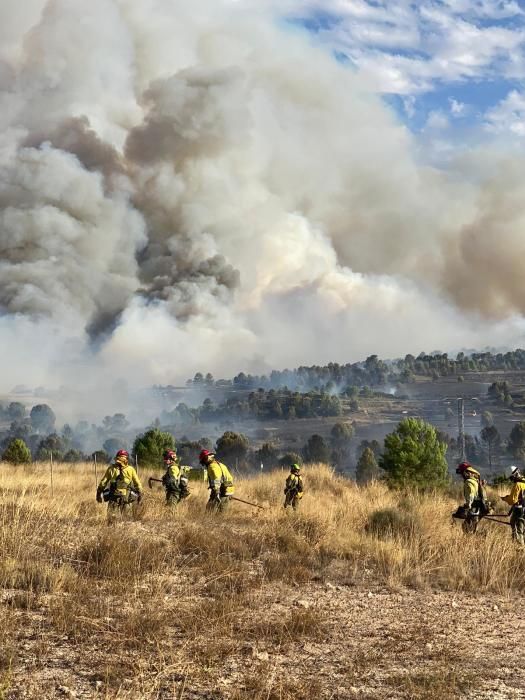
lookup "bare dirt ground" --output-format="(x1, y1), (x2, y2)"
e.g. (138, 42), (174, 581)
(4, 577), (524, 700)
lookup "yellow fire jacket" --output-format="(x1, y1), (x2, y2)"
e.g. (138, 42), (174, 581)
(162, 462), (190, 489)
(98, 462), (143, 498)
(463, 467), (481, 507)
(207, 459), (234, 496)
(502, 480), (525, 506)
(285, 474), (303, 498)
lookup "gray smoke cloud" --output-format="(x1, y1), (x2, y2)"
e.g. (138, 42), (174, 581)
(0, 0), (524, 419)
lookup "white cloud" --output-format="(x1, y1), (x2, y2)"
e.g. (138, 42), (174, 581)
(449, 97), (467, 116)
(425, 109), (451, 130)
(403, 95), (416, 118)
(283, 1), (525, 95)
(484, 89), (525, 135)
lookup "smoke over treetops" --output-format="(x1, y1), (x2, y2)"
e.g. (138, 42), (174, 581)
(0, 0), (524, 409)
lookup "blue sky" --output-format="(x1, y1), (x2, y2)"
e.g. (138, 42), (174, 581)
(284, 0), (525, 138)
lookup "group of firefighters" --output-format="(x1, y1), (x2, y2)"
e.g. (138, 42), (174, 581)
(95, 446), (524, 544)
(95, 447), (304, 521)
(456, 461), (525, 543)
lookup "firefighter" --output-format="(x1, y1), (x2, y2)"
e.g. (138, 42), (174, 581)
(501, 465), (525, 545)
(454, 461), (490, 533)
(284, 463), (303, 511)
(161, 449), (190, 506)
(96, 450), (143, 523)
(456, 461), (483, 510)
(199, 449), (234, 513)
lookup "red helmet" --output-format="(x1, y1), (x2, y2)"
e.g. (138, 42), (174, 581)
(199, 449), (214, 464)
(116, 449), (129, 459)
(455, 461), (471, 474)
(163, 449), (177, 460)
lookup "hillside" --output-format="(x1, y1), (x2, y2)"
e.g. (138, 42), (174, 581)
(0, 463), (524, 699)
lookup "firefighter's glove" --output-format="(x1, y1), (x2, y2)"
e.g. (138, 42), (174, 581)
(96, 488), (103, 504)
(137, 492), (143, 504)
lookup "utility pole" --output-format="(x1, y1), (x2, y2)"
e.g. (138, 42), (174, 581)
(457, 397), (466, 462)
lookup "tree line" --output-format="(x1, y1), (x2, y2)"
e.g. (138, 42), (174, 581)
(161, 388), (345, 426)
(184, 349), (525, 392)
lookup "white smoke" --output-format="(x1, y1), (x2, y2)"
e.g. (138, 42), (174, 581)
(0, 0), (524, 419)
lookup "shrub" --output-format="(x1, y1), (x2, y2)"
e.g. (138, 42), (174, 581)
(279, 452), (302, 468)
(2, 438), (31, 464)
(366, 507), (420, 541)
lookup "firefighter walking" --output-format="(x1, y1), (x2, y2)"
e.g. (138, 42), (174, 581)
(161, 449), (190, 506)
(454, 461), (489, 533)
(501, 465), (525, 545)
(199, 449), (234, 513)
(96, 449), (143, 523)
(284, 464), (303, 511)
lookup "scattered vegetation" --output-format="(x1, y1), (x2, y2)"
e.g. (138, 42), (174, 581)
(0, 460), (520, 697)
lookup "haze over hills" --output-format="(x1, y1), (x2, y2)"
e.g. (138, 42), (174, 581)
(1, 0), (525, 415)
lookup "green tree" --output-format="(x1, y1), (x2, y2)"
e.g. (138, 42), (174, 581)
(132, 428), (175, 468)
(92, 450), (109, 464)
(358, 439), (382, 459)
(30, 404), (56, 434)
(380, 418), (448, 488)
(103, 438), (125, 457)
(216, 431), (250, 468)
(303, 434), (331, 464)
(330, 422), (354, 446)
(255, 443), (279, 470)
(63, 449), (85, 463)
(480, 425), (501, 470)
(176, 438), (209, 464)
(102, 413), (129, 433)
(7, 402), (26, 421)
(35, 434), (64, 461)
(355, 447), (382, 485)
(279, 452), (302, 468)
(2, 438), (31, 464)
(481, 411), (494, 428)
(508, 422), (525, 459)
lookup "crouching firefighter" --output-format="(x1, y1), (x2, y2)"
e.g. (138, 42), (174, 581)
(284, 464), (304, 511)
(501, 465), (525, 545)
(199, 449), (234, 513)
(454, 461), (490, 533)
(96, 450), (143, 523)
(161, 449), (190, 506)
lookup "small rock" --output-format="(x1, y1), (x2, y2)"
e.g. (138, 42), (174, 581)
(325, 582), (335, 590)
(256, 651), (269, 661)
(367, 591), (373, 598)
(493, 605), (499, 612)
(451, 600), (458, 609)
(296, 599), (310, 609)
(95, 681), (103, 690)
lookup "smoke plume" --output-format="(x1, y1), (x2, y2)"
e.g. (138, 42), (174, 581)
(0, 0), (524, 418)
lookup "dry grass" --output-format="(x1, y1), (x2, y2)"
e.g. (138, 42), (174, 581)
(0, 461), (521, 698)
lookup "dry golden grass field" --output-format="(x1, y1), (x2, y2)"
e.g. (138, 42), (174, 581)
(0, 462), (524, 699)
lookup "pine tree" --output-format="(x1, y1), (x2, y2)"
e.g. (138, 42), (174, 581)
(355, 447), (381, 484)
(2, 438), (32, 464)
